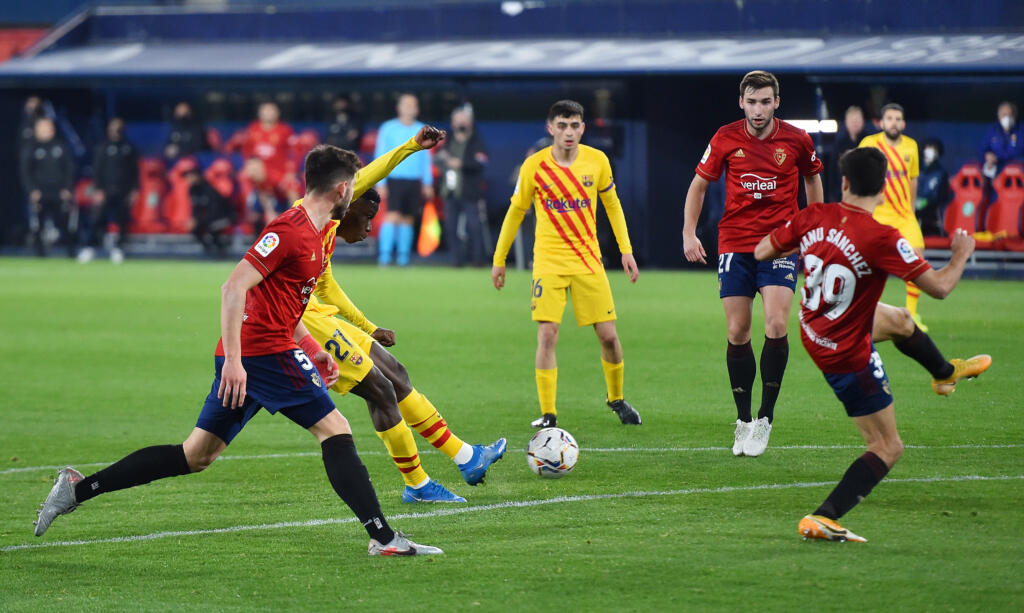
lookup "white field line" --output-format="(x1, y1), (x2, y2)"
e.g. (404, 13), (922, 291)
(2, 474), (1020, 553)
(2, 443), (1021, 476)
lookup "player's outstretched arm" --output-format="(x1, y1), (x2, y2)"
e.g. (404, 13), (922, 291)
(912, 229), (975, 299)
(682, 174), (710, 264)
(219, 259), (264, 409)
(353, 126), (447, 199)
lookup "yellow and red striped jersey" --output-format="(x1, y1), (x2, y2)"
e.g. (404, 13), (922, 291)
(493, 145), (632, 275)
(295, 136), (425, 334)
(858, 132), (919, 221)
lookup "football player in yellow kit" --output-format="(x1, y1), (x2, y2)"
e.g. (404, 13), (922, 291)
(491, 100), (641, 429)
(300, 127), (506, 503)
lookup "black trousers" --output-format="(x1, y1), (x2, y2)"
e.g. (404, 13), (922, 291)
(444, 196), (487, 266)
(87, 191), (133, 249)
(30, 195), (77, 256)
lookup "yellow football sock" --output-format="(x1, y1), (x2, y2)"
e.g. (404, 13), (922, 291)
(400, 390), (470, 463)
(535, 368), (558, 416)
(602, 359), (624, 402)
(375, 420), (429, 488)
(906, 282), (921, 316)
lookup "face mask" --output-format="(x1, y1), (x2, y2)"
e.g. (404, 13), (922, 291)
(1000, 115), (1014, 131)
(923, 148), (937, 165)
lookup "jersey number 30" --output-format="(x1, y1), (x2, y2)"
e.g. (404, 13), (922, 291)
(802, 254), (856, 320)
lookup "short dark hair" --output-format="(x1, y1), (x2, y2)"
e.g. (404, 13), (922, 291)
(880, 103), (905, 119)
(839, 148), (887, 197)
(739, 70), (779, 98)
(548, 100), (584, 122)
(356, 187), (381, 215)
(303, 145), (362, 195)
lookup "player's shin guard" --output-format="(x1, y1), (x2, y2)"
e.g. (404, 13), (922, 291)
(321, 434), (395, 544)
(376, 420), (430, 488)
(906, 282), (921, 316)
(758, 335), (789, 423)
(814, 452), (890, 520)
(726, 341), (756, 423)
(75, 444), (191, 503)
(535, 368), (558, 417)
(893, 326), (955, 379)
(601, 359), (624, 402)
(400, 390), (472, 464)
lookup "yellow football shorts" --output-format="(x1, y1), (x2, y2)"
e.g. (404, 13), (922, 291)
(301, 310), (376, 395)
(873, 207), (924, 250)
(531, 269), (616, 327)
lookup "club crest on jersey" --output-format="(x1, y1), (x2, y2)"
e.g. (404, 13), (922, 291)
(255, 232), (280, 257)
(582, 175), (594, 187)
(896, 238), (918, 263)
(774, 148), (787, 166)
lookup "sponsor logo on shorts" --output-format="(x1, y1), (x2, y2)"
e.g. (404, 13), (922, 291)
(896, 238), (918, 263)
(785, 273), (794, 281)
(772, 257), (796, 271)
(254, 232), (280, 257)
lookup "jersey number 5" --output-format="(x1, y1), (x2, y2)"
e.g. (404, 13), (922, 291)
(802, 254), (856, 320)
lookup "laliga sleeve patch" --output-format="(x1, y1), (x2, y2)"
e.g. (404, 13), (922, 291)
(700, 144), (711, 165)
(896, 237), (918, 263)
(255, 232), (280, 257)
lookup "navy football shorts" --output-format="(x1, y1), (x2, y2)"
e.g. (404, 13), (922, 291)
(196, 350), (336, 444)
(718, 252), (799, 299)
(823, 349), (894, 418)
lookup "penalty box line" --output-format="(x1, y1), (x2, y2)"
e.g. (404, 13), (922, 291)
(3, 474), (1022, 553)
(2, 443), (1021, 476)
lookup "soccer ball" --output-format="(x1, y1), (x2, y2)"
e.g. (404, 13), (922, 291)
(526, 427), (579, 478)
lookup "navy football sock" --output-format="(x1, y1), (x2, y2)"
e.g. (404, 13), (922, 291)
(814, 452), (890, 520)
(894, 327), (955, 380)
(727, 341), (756, 423)
(75, 444), (191, 503)
(321, 434), (395, 544)
(758, 335), (789, 423)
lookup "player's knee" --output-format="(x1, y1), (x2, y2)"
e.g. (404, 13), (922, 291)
(727, 325), (751, 345)
(538, 326), (559, 350)
(185, 449), (219, 473)
(764, 319), (788, 339)
(596, 328), (618, 349)
(896, 307), (915, 335)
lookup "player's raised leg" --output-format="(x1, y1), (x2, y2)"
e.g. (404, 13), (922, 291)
(594, 320), (641, 425)
(369, 343), (507, 486)
(349, 365), (466, 503)
(745, 284), (794, 457)
(871, 302), (992, 396)
(723, 296), (756, 455)
(34, 428), (211, 537)
(306, 409), (442, 556)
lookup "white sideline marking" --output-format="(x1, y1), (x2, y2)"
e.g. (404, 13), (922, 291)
(3, 474), (1021, 553)
(3, 443), (1021, 476)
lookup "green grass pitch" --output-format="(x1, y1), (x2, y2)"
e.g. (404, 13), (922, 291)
(1, 258), (1022, 612)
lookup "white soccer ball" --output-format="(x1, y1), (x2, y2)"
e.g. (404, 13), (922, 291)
(526, 427), (579, 478)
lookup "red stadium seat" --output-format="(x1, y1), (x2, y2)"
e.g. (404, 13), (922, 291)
(163, 157), (196, 233)
(924, 163), (986, 249)
(132, 158), (168, 233)
(204, 157), (236, 199)
(985, 162), (1024, 251)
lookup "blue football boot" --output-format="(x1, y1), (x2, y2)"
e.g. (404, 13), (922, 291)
(458, 438), (508, 486)
(401, 480), (466, 503)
